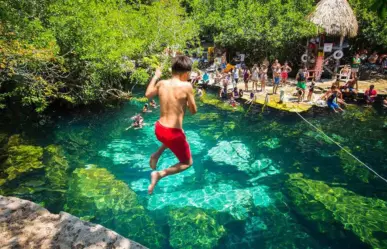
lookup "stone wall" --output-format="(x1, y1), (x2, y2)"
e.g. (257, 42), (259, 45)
(0, 196), (147, 249)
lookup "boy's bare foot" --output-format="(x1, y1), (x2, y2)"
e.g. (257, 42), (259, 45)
(148, 171), (161, 194)
(149, 154), (159, 170)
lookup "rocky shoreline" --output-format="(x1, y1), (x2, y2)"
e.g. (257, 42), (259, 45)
(0, 196), (147, 249)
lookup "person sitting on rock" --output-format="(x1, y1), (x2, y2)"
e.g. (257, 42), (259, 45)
(341, 78), (358, 99)
(364, 84), (377, 105)
(246, 91), (256, 104)
(321, 85), (345, 113)
(232, 87), (240, 99)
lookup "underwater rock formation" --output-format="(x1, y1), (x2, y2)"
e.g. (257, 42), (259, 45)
(66, 166), (165, 249)
(44, 145), (69, 189)
(0, 195), (146, 249)
(207, 140), (250, 171)
(286, 173), (387, 249)
(148, 183), (272, 220)
(167, 206), (226, 249)
(0, 135), (44, 186)
(200, 121), (236, 140)
(338, 146), (370, 183)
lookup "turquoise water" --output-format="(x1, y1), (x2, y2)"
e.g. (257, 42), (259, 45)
(1, 92), (387, 249)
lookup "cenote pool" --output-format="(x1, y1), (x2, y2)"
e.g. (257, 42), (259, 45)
(1, 93), (387, 249)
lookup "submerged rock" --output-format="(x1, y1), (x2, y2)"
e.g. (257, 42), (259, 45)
(257, 137), (281, 149)
(66, 167), (165, 248)
(207, 140), (250, 171)
(338, 147), (370, 183)
(148, 184), (272, 221)
(168, 207), (226, 249)
(44, 145), (69, 189)
(286, 173), (387, 249)
(0, 145), (44, 186)
(0, 195), (146, 249)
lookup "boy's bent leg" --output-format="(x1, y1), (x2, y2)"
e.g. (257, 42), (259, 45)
(148, 158), (193, 194)
(150, 144), (167, 170)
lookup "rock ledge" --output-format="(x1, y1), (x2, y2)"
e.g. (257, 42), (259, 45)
(0, 195), (147, 249)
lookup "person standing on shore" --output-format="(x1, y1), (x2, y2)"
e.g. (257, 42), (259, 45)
(251, 64), (260, 92)
(271, 59), (281, 84)
(351, 53), (361, 82)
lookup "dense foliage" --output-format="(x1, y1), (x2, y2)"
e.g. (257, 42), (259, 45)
(188, 0), (318, 62)
(0, 0), (386, 114)
(0, 0), (197, 113)
(349, 0), (387, 50)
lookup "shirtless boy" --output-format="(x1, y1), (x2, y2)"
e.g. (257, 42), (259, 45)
(145, 56), (197, 194)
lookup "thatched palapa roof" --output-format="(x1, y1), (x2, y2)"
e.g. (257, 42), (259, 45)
(309, 0), (358, 38)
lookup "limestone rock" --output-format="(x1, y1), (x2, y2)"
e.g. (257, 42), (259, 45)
(0, 195), (147, 249)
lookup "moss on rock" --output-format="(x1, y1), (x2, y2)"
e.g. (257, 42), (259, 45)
(286, 173), (387, 249)
(338, 147), (370, 183)
(167, 206), (226, 249)
(200, 93), (243, 112)
(66, 167), (165, 248)
(44, 145), (69, 190)
(0, 145), (44, 185)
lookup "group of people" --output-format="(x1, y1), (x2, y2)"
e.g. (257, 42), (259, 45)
(139, 54), (385, 196)
(212, 59), (293, 94)
(319, 83), (378, 113)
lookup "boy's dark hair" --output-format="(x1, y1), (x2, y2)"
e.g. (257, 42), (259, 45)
(370, 85), (375, 89)
(172, 55), (192, 74)
(331, 85), (337, 90)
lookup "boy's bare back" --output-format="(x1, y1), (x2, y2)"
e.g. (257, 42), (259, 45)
(157, 79), (196, 129)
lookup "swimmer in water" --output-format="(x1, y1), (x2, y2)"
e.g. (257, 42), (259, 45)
(150, 99), (158, 108)
(142, 103), (152, 113)
(126, 114), (144, 130)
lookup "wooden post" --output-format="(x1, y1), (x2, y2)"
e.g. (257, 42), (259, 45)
(335, 36), (344, 75)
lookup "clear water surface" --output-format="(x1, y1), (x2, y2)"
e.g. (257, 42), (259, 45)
(1, 92), (387, 249)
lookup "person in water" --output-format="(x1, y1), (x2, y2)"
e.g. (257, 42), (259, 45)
(145, 56), (197, 194)
(364, 84), (377, 105)
(322, 85), (344, 113)
(142, 103), (152, 113)
(150, 99), (158, 108)
(126, 114), (144, 130)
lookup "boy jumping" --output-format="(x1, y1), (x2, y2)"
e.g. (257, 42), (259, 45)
(145, 56), (197, 194)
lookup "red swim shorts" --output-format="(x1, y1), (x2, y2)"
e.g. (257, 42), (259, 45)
(155, 121), (191, 163)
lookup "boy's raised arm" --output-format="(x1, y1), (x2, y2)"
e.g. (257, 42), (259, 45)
(145, 68), (162, 99)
